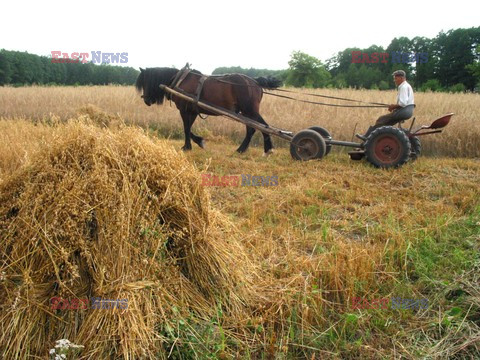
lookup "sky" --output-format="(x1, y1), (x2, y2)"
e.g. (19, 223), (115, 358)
(1, 0), (479, 74)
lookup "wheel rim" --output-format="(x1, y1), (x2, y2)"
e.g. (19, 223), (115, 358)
(373, 135), (402, 164)
(308, 127), (332, 155)
(295, 138), (319, 160)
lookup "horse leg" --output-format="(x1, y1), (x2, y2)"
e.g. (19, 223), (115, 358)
(181, 112), (205, 150)
(237, 113), (273, 155)
(180, 111), (196, 151)
(252, 113), (274, 155)
(234, 81), (273, 154)
(236, 125), (256, 153)
(190, 133), (204, 148)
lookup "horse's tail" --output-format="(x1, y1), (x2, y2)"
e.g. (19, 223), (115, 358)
(254, 76), (282, 90)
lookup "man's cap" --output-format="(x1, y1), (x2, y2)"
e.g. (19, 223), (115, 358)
(392, 70), (406, 77)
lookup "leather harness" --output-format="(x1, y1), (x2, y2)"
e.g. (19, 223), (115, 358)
(170, 68), (208, 103)
(168, 67), (209, 117)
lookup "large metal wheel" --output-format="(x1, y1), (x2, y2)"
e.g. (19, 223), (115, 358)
(401, 129), (422, 161)
(364, 126), (411, 168)
(308, 126), (332, 155)
(290, 129), (326, 161)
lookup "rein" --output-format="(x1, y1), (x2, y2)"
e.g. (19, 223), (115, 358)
(269, 88), (389, 107)
(205, 75), (389, 108)
(264, 90), (388, 108)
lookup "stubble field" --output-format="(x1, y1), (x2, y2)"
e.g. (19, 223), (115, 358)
(0, 86), (479, 359)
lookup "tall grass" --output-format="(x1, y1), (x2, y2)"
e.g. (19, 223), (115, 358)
(0, 85), (479, 157)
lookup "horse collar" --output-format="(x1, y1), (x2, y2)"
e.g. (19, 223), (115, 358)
(170, 68), (190, 89)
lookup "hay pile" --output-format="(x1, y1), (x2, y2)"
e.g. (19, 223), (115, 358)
(76, 104), (123, 128)
(0, 122), (255, 359)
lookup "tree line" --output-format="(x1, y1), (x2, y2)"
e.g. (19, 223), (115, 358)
(1, 27), (478, 91)
(0, 49), (139, 86)
(213, 27), (480, 92)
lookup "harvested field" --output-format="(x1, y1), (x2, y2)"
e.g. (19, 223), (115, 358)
(0, 89), (479, 359)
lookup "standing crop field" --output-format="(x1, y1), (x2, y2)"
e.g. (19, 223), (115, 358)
(0, 86), (479, 157)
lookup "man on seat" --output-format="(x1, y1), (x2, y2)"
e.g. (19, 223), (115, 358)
(357, 70), (415, 141)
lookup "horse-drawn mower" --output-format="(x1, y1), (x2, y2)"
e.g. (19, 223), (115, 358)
(290, 113), (453, 168)
(158, 84), (452, 168)
(136, 66), (452, 169)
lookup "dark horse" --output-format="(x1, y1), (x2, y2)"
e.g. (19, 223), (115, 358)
(135, 67), (281, 154)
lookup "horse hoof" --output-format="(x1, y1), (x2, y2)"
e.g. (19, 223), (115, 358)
(199, 140), (206, 149)
(181, 146), (192, 152)
(263, 149), (274, 157)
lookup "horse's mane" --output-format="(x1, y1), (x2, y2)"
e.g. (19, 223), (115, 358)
(135, 67), (182, 105)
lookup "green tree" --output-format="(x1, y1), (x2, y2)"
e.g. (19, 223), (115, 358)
(326, 47), (362, 76)
(10, 51), (35, 84)
(448, 83), (466, 93)
(0, 49), (12, 85)
(386, 36), (414, 76)
(0, 49), (139, 86)
(285, 51), (330, 88)
(332, 73), (347, 88)
(420, 79), (443, 92)
(378, 80), (389, 90)
(212, 66), (287, 81)
(410, 36), (437, 87)
(326, 45), (390, 89)
(436, 27), (480, 90)
(466, 45), (480, 89)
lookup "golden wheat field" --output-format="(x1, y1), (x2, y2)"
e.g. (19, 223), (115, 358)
(0, 85), (479, 157)
(0, 86), (479, 359)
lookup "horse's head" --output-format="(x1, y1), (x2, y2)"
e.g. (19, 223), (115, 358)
(135, 67), (179, 106)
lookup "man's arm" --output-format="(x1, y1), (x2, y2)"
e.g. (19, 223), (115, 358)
(388, 83), (411, 111)
(388, 104), (401, 112)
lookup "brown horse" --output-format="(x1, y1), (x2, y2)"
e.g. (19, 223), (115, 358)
(135, 67), (281, 154)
